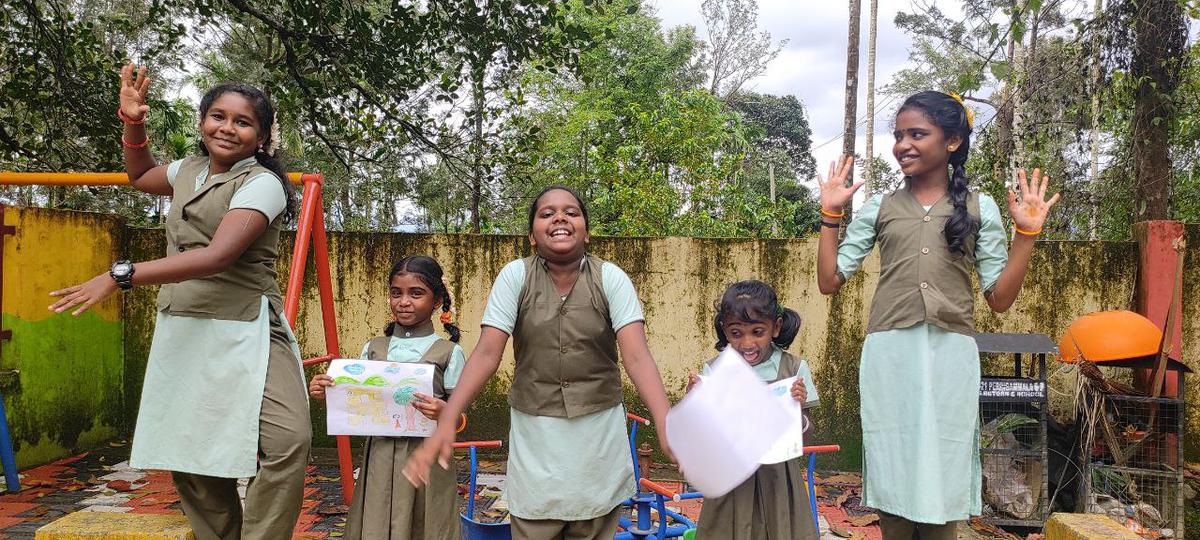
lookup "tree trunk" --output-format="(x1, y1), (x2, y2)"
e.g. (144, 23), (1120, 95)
(1087, 0), (1104, 238)
(1009, 6), (1040, 184)
(841, 0), (862, 219)
(863, 0), (878, 198)
(1131, 0), (1185, 221)
(470, 63), (485, 234)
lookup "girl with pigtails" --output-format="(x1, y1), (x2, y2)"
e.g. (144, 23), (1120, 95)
(815, 91), (1060, 539)
(310, 255), (467, 540)
(50, 64), (310, 538)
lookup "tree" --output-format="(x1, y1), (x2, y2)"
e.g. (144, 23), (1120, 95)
(700, 0), (786, 100)
(863, 0), (879, 197)
(841, 0), (862, 216)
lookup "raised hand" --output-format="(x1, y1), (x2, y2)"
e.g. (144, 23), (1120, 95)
(1008, 168), (1061, 234)
(816, 155), (863, 213)
(119, 64), (151, 122)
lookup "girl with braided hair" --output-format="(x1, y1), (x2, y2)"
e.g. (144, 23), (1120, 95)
(815, 91), (1059, 539)
(310, 255), (466, 540)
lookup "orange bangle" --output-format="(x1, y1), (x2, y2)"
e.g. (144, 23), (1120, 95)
(1014, 226), (1041, 236)
(121, 136), (150, 149)
(819, 207), (845, 219)
(117, 107), (145, 125)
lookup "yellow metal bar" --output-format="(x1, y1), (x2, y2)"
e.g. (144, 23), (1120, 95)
(0, 171), (307, 186)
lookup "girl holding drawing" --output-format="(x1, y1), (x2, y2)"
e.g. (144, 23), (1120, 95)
(815, 91), (1059, 539)
(403, 185), (675, 540)
(685, 279), (818, 540)
(309, 255), (466, 540)
(50, 64), (310, 539)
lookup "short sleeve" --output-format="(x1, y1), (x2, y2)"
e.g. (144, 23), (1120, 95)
(166, 159), (184, 187)
(975, 194), (1010, 292)
(480, 260), (525, 335)
(229, 173), (287, 222)
(600, 262), (645, 331)
(443, 345), (467, 390)
(359, 341), (372, 360)
(795, 359), (820, 408)
(836, 194), (882, 281)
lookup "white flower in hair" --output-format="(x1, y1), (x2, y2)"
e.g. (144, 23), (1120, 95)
(266, 113), (281, 156)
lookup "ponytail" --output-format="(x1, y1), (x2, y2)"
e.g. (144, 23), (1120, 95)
(439, 290), (461, 343)
(773, 308), (801, 349)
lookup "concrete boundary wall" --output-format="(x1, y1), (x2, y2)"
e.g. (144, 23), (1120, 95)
(7, 206), (1193, 470)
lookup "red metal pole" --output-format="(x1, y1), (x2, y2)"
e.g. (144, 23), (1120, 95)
(284, 176), (322, 326)
(310, 199), (356, 504)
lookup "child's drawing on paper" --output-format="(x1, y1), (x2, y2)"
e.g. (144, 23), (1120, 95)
(326, 359), (436, 437)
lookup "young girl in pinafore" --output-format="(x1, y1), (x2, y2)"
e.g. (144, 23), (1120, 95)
(310, 255), (466, 540)
(50, 65), (311, 539)
(688, 280), (819, 540)
(815, 91), (1059, 539)
(404, 185), (675, 540)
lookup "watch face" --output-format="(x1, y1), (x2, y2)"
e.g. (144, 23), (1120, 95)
(113, 262), (133, 276)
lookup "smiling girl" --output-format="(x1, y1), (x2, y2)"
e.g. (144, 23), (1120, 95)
(687, 280), (818, 540)
(49, 64), (309, 538)
(310, 255), (466, 540)
(815, 91), (1059, 539)
(404, 185), (675, 540)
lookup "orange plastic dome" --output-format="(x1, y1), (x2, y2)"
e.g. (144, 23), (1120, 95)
(1058, 310), (1163, 364)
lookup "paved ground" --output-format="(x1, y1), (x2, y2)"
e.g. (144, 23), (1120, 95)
(0, 442), (958, 539)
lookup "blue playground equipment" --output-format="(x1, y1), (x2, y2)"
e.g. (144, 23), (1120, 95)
(0, 391), (19, 493)
(456, 415), (840, 539)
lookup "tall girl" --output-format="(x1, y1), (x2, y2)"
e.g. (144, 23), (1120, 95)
(310, 255), (466, 540)
(689, 280), (818, 540)
(50, 64), (310, 538)
(404, 185), (674, 540)
(815, 91), (1059, 539)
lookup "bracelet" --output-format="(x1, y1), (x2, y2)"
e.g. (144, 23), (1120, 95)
(121, 136), (150, 149)
(117, 107), (145, 125)
(1014, 225), (1042, 236)
(820, 221), (841, 229)
(819, 207), (845, 219)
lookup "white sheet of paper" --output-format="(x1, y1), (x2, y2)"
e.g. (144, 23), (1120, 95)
(325, 359), (436, 437)
(759, 376), (806, 464)
(665, 348), (793, 497)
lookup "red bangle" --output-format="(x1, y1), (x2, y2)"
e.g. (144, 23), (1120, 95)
(117, 107), (145, 125)
(122, 136), (150, 149)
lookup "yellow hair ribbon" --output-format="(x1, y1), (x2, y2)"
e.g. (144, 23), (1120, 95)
(946, 92), (975, 129)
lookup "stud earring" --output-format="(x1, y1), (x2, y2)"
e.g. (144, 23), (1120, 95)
(948, 146), (958, 152)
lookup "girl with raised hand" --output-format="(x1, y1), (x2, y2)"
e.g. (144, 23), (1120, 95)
(50, 64), (309, 539)
(815, 91), (1059, 539)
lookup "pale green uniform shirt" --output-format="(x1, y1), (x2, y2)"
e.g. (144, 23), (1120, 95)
(701, 345), (819, 407)
(357, 332), (466, 390)
(837, 193), (1008, 523)
(130, 156), (299, 478)
(481, 259), (643, 520)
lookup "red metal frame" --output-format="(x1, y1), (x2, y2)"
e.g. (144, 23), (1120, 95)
(282, 174), (355, 504)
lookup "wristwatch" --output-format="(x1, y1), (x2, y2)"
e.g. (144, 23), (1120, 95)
(109, 260), (135, 291)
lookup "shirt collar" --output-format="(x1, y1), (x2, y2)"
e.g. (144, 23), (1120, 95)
(393, 319), (436, 338)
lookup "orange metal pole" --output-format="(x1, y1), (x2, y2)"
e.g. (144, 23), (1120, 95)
(284, 178), (321, 326)
(0, 171), (305, 186)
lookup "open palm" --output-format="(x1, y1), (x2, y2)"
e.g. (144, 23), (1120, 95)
(1007, 168), (1060, 233)
(119, 64), (151, 122)
(816, 155), (863, 212)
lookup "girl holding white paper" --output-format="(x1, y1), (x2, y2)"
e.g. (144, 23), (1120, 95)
(309, 255), (466, 540)
(815, 91), (1058, 539)
(404, 185), (674, 540)
(687, 280), (818, 540)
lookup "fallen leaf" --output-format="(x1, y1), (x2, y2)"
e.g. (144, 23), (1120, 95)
(820, 473), (862, 484)
(829, 526), (853, 538)
(812, 485), (827, 498)
(106, 480), (134, 492)
(848, 513), (879, 527)
(317, 504), (348, 515)
(833, 488), (853, 508)
(849, 533), (868, 540)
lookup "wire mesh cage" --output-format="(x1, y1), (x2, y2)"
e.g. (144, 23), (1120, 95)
(975, 333), (1055, 527)
(1083, 464), (1184, 537)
